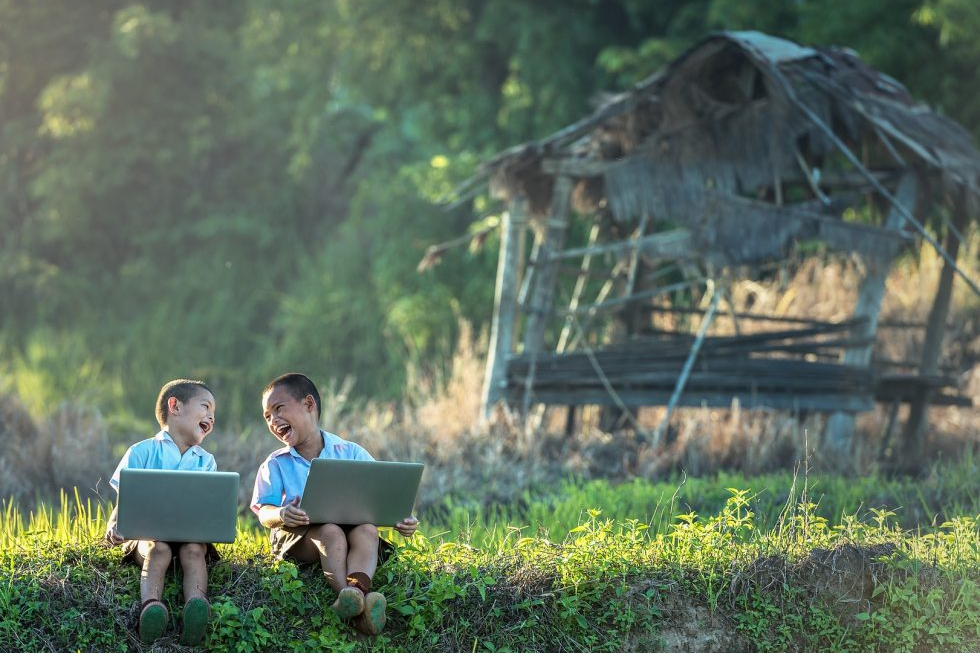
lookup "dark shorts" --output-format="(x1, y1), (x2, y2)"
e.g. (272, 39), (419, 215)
(120, 539), (221, 567)
(270, 524), (395, 567)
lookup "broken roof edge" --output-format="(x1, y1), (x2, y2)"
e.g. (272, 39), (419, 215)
(472, 31), (980, 192)
(476, 31), (828, 178)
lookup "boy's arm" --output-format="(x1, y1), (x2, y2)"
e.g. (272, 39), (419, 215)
(256, 497), (309, 529)
(104, 505), (125, 545)
(252, 458), (304, 528)
(106, 444), (142, 543)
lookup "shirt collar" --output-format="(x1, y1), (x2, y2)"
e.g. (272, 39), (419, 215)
(155, 429), (203, 457)
(287, 430), (328, 460)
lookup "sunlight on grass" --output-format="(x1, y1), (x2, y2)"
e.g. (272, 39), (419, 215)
(2, 477), (978, 652)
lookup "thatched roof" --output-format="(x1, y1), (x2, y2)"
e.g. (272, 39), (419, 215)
(477, 31), (980, 266)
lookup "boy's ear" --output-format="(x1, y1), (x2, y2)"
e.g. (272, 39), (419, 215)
(303, 395), (316, 412)
(168, 396), (180, 414)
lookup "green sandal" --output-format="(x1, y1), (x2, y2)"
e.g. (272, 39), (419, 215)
(179, 597), (211, 647)
(138, 599), (168, 644)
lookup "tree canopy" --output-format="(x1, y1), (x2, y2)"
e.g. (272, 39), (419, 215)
(1, 0), (977, 434)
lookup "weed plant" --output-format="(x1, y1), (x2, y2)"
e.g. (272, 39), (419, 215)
(429, 453), (980, 548)
(2, 479), (978, 652)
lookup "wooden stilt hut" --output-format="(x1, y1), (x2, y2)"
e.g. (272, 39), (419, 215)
(454, 31), (978, 457)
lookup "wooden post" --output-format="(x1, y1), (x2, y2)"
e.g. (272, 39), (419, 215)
(652, 286), (721, 447)
(601, 213), (649, 431)
(520, 175), (573, 418)
(824, 174), (918, 457)
(556, 218), (601, 353)
(900, 194), (969, 463)
(523, 176), (574, 353)
(481, 195), (528, 419)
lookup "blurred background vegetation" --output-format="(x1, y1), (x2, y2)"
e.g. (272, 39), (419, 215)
(0, 0), (977, 453)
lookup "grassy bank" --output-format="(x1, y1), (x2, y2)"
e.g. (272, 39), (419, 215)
(2, 473), (978, 653)
(429, 454), (980, 547)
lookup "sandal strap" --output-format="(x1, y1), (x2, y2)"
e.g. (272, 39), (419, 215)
(141, 598), (167, 613)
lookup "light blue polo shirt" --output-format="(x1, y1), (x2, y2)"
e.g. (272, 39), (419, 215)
(109, 430), (217, 492)
(250, 430), (373, 514)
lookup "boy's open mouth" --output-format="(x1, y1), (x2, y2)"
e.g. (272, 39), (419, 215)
(199, 421), (212, 435)
(274, 424), (292, 439)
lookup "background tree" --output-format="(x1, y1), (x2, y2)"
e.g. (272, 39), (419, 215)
(0, 0), (975, 439)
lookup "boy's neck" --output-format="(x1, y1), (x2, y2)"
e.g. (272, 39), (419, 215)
(166, 429), (195, 455)
(294, 427), (323, 461)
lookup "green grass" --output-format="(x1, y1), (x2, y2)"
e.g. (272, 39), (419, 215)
(1, 473), (978, 653)
(428, 454), (980, 547)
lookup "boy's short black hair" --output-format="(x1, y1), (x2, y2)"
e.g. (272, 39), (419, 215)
(155, 379), (212, 428)
(264, 373), (321, 419)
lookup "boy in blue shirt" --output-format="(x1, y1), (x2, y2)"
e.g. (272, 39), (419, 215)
(251, 373), (418, 636)
(105, 379), (218, 646)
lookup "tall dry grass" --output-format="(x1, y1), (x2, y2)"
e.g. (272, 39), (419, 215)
(0, 394), (113, 503)
(1, 233), (976, 505)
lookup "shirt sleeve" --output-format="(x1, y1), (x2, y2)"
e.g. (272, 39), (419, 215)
(351, 443), (374, 461)
(250, 458), (284, 514)
(108, 443), (148, 492)
(204, 453), (218, 472)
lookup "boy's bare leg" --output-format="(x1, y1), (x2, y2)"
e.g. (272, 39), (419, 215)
(176, 544), (211, 646)
(346, 524), (379, 581)
(179, 543), (208, 601)
(135, 540), (172, 603)
(287, 524), (350, 592)
(133, 540), (172, 643)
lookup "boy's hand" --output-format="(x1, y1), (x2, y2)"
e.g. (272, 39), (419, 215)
(105, 523), (125, 546)
(279, 497), (309, 528)
(394, 516), (419, 538)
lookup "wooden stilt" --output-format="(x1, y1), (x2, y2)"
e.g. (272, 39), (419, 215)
(900, 194), (969, 464)
(520, 176), (574, 416)
(824, 174), (918, 456)
(481, 195), (528, 419)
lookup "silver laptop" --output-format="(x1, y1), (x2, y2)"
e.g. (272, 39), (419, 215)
(116, 468), (240, 543)
(300, 459), (423, 527)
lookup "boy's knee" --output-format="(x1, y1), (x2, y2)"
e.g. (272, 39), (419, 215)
(311, 523), (344, 542)
(351, 524), (379, 543)
(145, 540), (173, 559)
(180, 542), (207, 561)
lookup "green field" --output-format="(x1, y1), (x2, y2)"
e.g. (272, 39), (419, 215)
(2, 463), (978, 653)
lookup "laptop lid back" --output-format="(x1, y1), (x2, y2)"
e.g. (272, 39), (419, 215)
(300, 459), (423, 527)
(117, 468), (240, 543)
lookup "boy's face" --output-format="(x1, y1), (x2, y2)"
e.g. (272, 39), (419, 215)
(167, 389), (216, 446)
(262, 385), (318, 448)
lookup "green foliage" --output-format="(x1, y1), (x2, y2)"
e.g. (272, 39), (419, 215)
(736, 588), (869, 653)
(856, 576), (980, 652)
(428, 454), (980, 548)
(2, 474), (978, 652)
(0, 328), (119, 419)
(2, 0), (979, 431)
